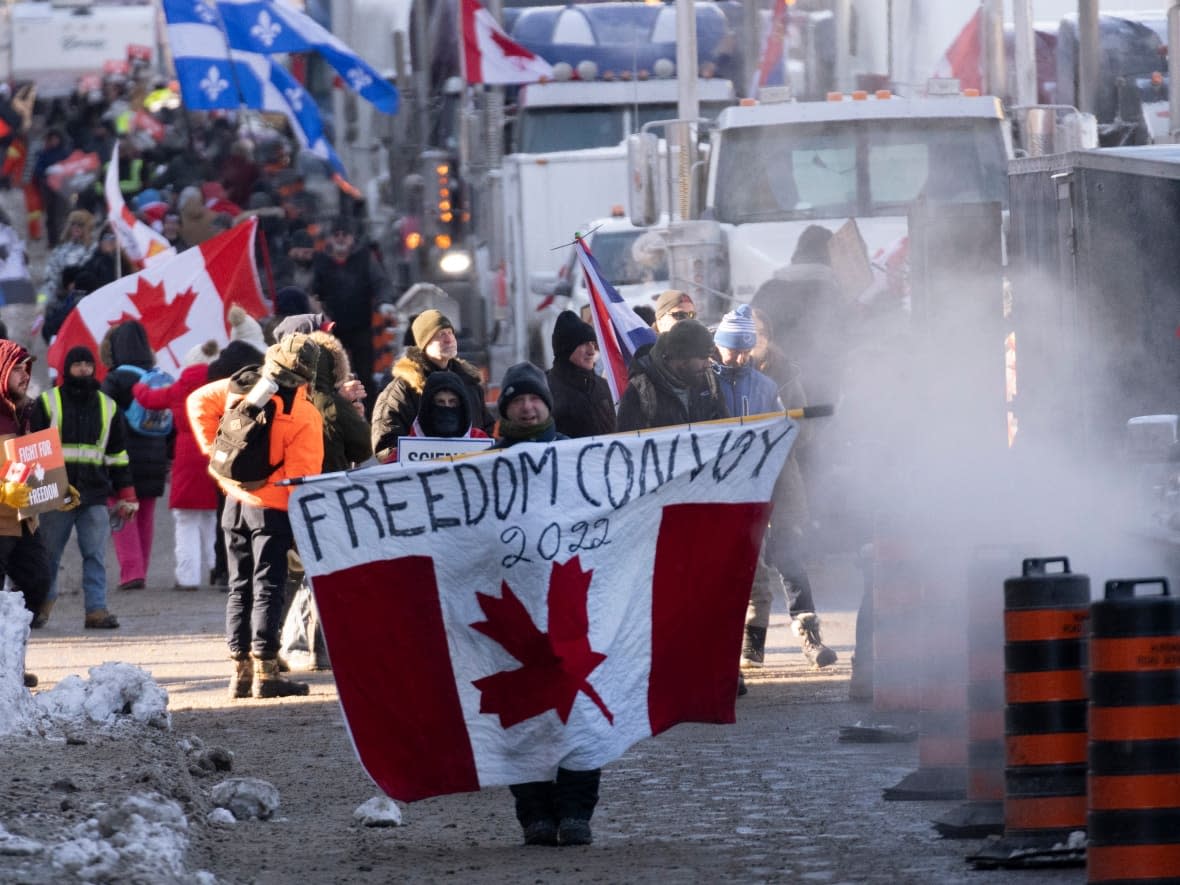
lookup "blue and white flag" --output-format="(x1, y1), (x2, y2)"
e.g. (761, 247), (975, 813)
(163, 0), (260, 109)
(216, 0), (399, 114)
(576, 237), (657, 404)
(162, 0), (348, 179)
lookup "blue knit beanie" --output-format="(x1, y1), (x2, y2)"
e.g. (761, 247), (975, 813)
(714, 304), (757, 351)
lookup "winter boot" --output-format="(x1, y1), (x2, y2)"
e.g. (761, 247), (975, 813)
(31, 599), (54, 629)
(558, 818), (593, 846)
(228, 657), (253, 700)
(23, 672), (38, 688)
(252, 656), (310, 699)
(522, 819), (559, 846)
(741, 625), (766, 668)
(792, 613), (837, 669)
(737, 672), (748, 697)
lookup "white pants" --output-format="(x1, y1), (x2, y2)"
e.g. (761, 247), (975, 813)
(173, 509), (216, 587)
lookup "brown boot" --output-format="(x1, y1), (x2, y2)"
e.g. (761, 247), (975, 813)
(252, 656), (309, 699)
(83, 609), (120, 629)
(228, 657), (253, 700)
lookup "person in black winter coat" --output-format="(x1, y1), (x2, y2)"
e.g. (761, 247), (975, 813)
(32, 345), (135, 628)
(310, 216), (394, 399)
(370, 309), (494, 462)
(547, 311), (615, 439)
(100, 320), (171, 591)
(616, 319), (728, 432)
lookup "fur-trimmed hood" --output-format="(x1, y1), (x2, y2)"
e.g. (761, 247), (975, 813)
(99, 320), (153, 370)
(309, 330), (351, 391)
(391, 347), (483, 395)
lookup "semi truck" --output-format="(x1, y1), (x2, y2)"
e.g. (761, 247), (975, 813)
(0, 0), (164, 97)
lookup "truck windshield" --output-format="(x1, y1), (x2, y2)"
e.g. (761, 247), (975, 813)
(515, 101), (730, 154)
(712, 118), (1009, 223)
(590, 230), (668, 285)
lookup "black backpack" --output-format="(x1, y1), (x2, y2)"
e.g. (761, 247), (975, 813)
(208, 366), (296, 490)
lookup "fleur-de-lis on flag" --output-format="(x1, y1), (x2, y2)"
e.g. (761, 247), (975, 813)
(346, 67), (372, 91)
(251, 10), (281, 47)
(194, 0), (216, 24)
(284, 87), (303, 112)
(200, 66), (229, 100)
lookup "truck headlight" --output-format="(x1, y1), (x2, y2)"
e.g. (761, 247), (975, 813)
(438, 249), (472, 275)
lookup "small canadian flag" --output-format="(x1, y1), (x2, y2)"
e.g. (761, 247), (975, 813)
(460, 0), (554, 86)
(106, 143), (175, 269)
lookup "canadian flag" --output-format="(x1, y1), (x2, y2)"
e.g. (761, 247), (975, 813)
(460, 0), (554, 86)
(45, 219), (267, 380)
(932, 8), (982, 92)
(290, 415), (796, 802)
(105, 143), (175, 269)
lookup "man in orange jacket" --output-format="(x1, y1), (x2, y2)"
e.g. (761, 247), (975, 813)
(188, 333), (324, 700)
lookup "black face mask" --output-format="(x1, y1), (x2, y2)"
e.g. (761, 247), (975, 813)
(431, 405), (464, 437)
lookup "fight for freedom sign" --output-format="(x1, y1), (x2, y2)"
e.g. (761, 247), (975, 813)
(289, 414), (796, 802)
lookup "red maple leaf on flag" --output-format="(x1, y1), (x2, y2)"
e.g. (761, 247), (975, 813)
(490, 27), (535, 61)
(471, 557), (614, 729)
(111, 277), (199, 367)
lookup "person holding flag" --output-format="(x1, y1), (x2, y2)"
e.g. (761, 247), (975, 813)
(616, 319), (727, 433)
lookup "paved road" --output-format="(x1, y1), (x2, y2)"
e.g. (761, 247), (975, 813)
(22, 503), (1086, 883)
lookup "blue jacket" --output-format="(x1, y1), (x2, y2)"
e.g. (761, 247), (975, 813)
(713, 363), (782, 418)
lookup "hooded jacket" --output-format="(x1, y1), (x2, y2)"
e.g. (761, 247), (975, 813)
(99, 321), (171, 499)
(307, 330), (372, 472)
(0, 340), (34, 536)
(370, 347), (494, 463)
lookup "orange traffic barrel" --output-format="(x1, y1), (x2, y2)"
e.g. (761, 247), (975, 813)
(884, 579), (966, 800)
(935, 546), (1018, 837)
(871, 531), (925, 719)
(1002, 557), (1090, 848)
(1087, 577), (1180, 885)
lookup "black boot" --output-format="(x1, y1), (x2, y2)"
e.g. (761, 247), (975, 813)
(741, 625), (766, 668)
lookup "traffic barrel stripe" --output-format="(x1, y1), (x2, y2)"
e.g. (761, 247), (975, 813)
(1089, 773), (1180, 810)
(1087, 844), (1180, 882)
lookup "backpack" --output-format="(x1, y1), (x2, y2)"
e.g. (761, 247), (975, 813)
(209, 366), (296, 490)
(117, 364), (174, 437)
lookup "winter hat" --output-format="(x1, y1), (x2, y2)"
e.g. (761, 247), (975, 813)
(184, 339), (219, 367)
(64, 345), (96, 370)
(275, 286), (312, 317)
(551, 310), (596, 362)
(263, 333), (319, 386)
(654, 289), (694, 321)
(227, 304), (267, 351)
(713, 304), (758, 351)
(412, 309), (454, 349)
(656, 318), (714, 360)
(497, 361), (553, 416)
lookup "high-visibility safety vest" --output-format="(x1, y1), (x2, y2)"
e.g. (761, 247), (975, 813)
(40, 387), (130, 469)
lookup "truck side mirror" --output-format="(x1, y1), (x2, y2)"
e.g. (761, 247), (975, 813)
(627, 132), (660, 227)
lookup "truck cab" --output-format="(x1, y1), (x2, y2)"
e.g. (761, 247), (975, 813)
(705, 93), (1011, 304)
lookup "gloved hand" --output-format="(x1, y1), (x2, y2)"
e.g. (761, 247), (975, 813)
(60, 484), (82, 511)
(115, 496), (140, 518)
(377, 302), (398, 320)
(0, 480), (30, 510)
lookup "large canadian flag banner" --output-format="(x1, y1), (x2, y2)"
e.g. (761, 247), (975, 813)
(45, 219), (267, 380)
(289, 414), (796, 802)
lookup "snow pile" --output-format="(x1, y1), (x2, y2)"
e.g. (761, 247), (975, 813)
(210, 778), (281, 821)
(49, 793), (215, 884)
(34, 663), (171, 731)
(354, 796), (403, 827)
(0, 591), (39, 735)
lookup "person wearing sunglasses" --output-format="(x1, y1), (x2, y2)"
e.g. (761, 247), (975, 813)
(652, 289), (697, 334)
